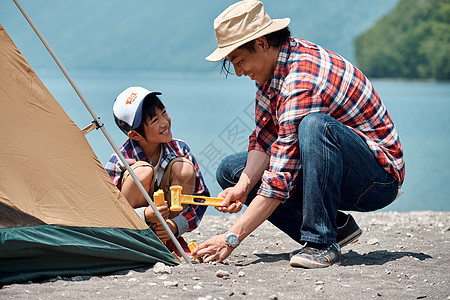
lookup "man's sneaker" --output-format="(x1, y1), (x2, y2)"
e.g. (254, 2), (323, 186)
(290, 243), (341, 269)
(337, 213), (362, 247)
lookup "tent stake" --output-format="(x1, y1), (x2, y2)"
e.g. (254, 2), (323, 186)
(13, 0), (192, 265)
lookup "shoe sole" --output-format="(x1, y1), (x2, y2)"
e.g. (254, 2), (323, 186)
(337, 228), (362, 248)
(290, 256), (341, 269)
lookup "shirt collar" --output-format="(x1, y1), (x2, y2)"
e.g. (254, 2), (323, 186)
(256, 38), (292, 95)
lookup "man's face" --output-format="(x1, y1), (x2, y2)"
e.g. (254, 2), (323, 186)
(226, 40), (275, 85)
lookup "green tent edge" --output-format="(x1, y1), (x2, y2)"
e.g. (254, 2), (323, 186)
(0, 224), (178, 285)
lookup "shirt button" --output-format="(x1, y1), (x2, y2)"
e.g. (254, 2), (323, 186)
(262, 117), (267, 121)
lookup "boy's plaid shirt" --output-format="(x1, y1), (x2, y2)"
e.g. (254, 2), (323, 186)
(105, 138), (209, 232)
(249, 37), (405, 201)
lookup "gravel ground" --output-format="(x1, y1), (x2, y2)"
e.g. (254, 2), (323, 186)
(1, 211), (449, 299)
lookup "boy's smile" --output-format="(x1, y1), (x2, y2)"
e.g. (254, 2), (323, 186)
(136, 108), (172, 147)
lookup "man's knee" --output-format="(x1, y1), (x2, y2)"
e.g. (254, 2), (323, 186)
(216, 152), (247, 189)
(298, 113), (330, 134)
(298, 113), (337, 149)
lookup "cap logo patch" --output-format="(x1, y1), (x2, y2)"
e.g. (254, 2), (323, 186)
(125, 93), (137, 105)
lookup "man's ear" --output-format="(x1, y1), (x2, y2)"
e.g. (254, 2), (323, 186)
(128, 130), (142, 141)
(255, 36), (269, 51)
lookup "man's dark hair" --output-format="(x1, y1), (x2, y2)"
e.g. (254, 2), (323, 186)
(220, 27), (291, 76)
(134, 94), (165, 137)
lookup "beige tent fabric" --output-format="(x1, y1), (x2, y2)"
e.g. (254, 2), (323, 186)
(0, 23), (147, 230)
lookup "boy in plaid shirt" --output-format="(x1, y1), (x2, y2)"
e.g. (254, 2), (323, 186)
(105, 86), (209, 254)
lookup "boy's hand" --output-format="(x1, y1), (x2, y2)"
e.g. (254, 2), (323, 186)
(144, 204), (169, 223)
(153, 219), (177, 242)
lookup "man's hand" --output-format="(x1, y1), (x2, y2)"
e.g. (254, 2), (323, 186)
(216, 185), (248, 214)
(144, 204), (169, 223)
(191, 234), (234, 263)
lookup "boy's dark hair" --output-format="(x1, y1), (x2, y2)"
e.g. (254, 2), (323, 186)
(220, 27), (291, 76)
(133, 94), (165, 138)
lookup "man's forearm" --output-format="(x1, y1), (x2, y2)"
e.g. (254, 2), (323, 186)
(228, 195), (280, 242)
(236, 150), (270, 193)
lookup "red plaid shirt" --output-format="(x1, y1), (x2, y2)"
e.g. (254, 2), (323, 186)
(249, 37), (405, 201)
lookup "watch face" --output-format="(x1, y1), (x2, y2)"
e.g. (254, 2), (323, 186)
(226, 232), (239, 247)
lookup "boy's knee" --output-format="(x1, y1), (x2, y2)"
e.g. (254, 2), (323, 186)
(170, 160), (196, 182)
(123, 165), (154, 190)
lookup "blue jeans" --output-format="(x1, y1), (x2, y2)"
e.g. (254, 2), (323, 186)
(216, 113), (398, 245)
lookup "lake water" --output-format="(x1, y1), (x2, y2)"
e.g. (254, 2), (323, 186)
(37, 69), (450, 213)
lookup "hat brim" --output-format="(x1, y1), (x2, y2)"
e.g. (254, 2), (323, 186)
(205, 17), (291, 62)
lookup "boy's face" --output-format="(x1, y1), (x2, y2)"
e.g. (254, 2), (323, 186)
(226, 38), (276, 85)
(138, 107), (172, 145)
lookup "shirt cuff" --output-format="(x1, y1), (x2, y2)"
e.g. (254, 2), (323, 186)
(172, 214), (189, 237)
(134, 207), (146, 223)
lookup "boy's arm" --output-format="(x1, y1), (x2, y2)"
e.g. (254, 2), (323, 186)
(171, 204), (207, 237)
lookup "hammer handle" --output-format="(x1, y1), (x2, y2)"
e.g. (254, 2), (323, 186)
(180, 195), (238, 207)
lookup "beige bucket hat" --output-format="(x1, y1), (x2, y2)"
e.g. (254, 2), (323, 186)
(206, 0), (290, 62)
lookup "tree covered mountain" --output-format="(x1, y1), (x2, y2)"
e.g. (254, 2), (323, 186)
(355, 0), (450, 80)
(1, 0), (398, 73)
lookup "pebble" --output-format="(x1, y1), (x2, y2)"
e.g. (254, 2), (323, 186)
(238, 271), (246, 277)
(367, 238), (379, 245)
(216, 269), (230, 278)
(71, 276), (83, 282)
(153, 262), (171, 274)
(162, 281), (178, 287)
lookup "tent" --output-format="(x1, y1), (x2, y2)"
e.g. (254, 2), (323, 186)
(0, 23), (177, 285)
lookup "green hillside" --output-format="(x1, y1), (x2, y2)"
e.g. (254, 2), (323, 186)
(355, 0), (450, 80)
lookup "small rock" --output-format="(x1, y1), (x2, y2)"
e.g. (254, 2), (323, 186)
(315, 280), (324, 285)
(216, 269), (230, 278)
(238, 271), (246, 277)
(71, 276), (83, 282)
(193, 285), (203, 290)
(367, 238), (379, 245)
(153, 262), (171, 274)
(162, 281), (178, 287)
(127, 278), (137, 282)
(315, 285), (323, 291)
(269, 295), (278, 300)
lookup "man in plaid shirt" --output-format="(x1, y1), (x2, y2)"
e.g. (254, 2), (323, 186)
(193, 0), (405, 268)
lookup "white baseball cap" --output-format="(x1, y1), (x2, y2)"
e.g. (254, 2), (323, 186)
(113, 86), (162, 135)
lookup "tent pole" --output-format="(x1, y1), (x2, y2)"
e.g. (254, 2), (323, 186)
(13, 0), (192, 265)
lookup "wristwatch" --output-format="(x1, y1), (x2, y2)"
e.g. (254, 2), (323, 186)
(225, 230), (240, 248)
